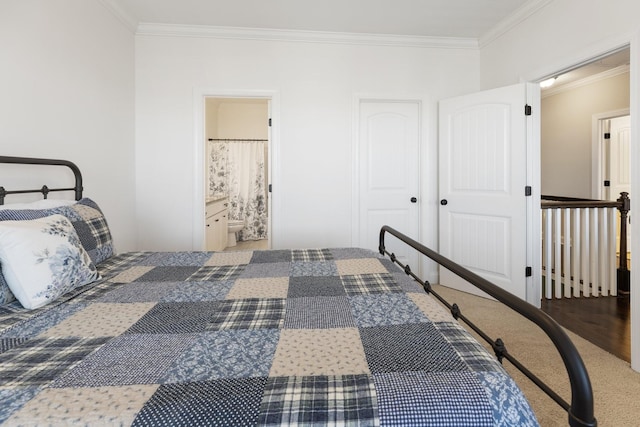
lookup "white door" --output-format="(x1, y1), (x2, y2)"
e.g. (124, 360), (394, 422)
(438, 84), (539, 301)
(608, 115), (631, 200)
(356, 100), (420, 270)
(608, 115), (631, 246)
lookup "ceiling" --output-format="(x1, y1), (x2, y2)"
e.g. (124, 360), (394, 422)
(108, 0), (532, 39)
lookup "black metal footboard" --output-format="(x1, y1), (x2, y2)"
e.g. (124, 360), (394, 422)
(379, 225), (596, 427)
(0, 156), (83, 204)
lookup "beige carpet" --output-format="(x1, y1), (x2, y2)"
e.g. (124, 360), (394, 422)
(433, 284), (640, 427)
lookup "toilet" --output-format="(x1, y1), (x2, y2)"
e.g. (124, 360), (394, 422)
(227, 220), (244, 247)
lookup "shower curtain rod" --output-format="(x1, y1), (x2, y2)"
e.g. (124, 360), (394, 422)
(208, 138), (268, 142)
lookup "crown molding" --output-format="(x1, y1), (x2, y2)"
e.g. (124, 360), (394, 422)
(479, 0), (554, 48)
(97, 0), (138, 33)
(542, 64), (630, 98)
(136, 23), (478, 50)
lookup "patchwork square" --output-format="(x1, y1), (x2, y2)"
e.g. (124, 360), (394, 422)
(126, 302), (219, 334)
(359, 323), (467, 373)
(187, 265), (244, 282)
(0, 336), (109, 387)
(291, 248), (333, 262)
(436, 322), (504, 372)
(392, 272), (424, 292)
(5, 385), (159, 426)
(97, 281), (180, 303)
(341, 273), (402, 295)
(269, 328), (370, 376)
(162, 330), (279, 382)
(330, 248), (381, 260)
(336, 258), (388, 276)
(161, 280), (235, 302)
(141, 252), (212, 266)
(250, 250), (292, 263)
(240, 262), (291, 278)
(38, 302), (156, 338)
(259, 375), (378, 426)
(108, 266), (155, 283)
(206, 251), (253, 266)
(374, 371), (493, 426)
(408, 292), (455, 323)
(287, 276), (346, 298)
(226, 277), (289, 299)
(283, 296), (356, 329)
(1, 302), (88, 339)
(350, 294), (428, 327)
(290, 261), (338, 277)
(96, 252), (153, 279)
(135, 266), (199, 282)
(52, 333), (194, 387)
(208, 298), (285, 331)
(132, 378), (267, 427)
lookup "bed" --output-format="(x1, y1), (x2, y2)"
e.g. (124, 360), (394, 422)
(0, 156), (596, 426)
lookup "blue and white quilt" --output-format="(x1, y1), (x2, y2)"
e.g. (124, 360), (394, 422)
(0, 248), (538, 426)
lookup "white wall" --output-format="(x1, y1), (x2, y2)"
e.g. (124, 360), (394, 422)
(541, 72), (630, 198)
(0, 0), (137, 252)
(479, 0), (640, 370)
(135, 33), (480, 270)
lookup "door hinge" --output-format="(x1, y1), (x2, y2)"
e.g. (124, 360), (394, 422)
(525, 186), (532, 196)
(525, 104), (532, 116)
(604, 180), (611, 187)
(604, 132), (610, 139)
(268, 118), (272, 127)
(268, 184), (272, 193)
(525, 266), (532, 277)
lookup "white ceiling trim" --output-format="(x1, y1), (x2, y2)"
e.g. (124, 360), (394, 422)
(136, 23), (478, 49)
(542, 64), (630, 98)
(478, 0), (554, 48)
(97, 0), (138, 32)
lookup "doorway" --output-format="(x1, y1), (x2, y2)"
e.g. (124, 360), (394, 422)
(538, 47), (632, 361)
(204, 97), (271, 251)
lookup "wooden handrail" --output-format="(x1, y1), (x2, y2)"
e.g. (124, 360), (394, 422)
(540, 192), (630, 294)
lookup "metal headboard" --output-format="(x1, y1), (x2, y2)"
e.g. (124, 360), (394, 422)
(0, 156), (83, 205)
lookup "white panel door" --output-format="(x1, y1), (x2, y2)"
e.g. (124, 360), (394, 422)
(439, 84), (535, 300)
(608, 115), (631, 200)
(608, 115), (631, 244)
(357, 100), (420, 270)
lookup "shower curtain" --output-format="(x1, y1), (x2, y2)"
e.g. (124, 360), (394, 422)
(208, 140), (267, 241)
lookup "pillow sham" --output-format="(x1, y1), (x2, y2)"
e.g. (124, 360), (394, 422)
(0, 199), (80, 305)
(0, 214), (99, 309)
(0, 198), (113, 264)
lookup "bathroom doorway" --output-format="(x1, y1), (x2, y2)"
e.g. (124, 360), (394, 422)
(205, 97), (270, 251)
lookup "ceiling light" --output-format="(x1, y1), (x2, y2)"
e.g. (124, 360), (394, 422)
(540, 77), (557, 88)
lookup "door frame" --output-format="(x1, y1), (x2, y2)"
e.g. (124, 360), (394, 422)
(522, 36), (639, 370)
(351, 94), (424, 276)
(193, 88), (280, 250)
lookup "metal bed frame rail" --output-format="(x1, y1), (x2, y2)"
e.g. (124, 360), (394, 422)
(0, 156), (83, 204)
(379, 225), (596, 427)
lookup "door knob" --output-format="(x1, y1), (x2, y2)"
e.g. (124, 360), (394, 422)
(410, 197), (417, 203)
(440, 199), (448, 205)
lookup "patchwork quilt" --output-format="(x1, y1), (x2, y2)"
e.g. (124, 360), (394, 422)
(0, 248), (538, 426)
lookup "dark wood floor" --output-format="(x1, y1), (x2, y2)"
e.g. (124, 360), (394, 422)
(541, 295), (630, 362)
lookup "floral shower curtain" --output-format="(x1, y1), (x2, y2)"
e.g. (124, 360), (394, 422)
(208, 140), (267, 241)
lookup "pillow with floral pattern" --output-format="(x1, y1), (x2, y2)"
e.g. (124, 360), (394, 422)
(0, 214), (99, 309)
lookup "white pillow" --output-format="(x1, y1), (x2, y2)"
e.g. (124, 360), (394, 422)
(0, 199), (76, 211)
(0, 214), (99, 309)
